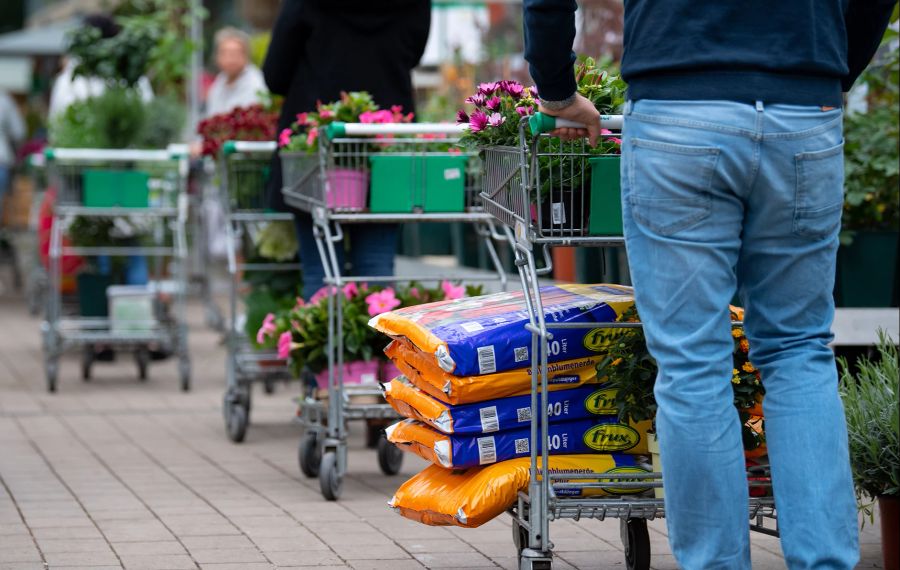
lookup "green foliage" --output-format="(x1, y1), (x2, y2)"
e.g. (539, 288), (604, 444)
(839, 332), (900, 518)
(254, 221), (299, 263)
(575, 55), (627, 115)
(68, 24), (156, 89)
(138, 96), (186, 148)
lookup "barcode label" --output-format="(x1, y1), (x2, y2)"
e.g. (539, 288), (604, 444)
(479, 406), (500, 432)
(444, 168), (462, 180)
(551, 202), (566, 225)
(477, 436), (497, 464)
(514, 346), (528, 363)
(477, 346), (496, 374)
(514, 438), (530, 454)
(461, 321), (484, 333)
(516, 407), (532, 423)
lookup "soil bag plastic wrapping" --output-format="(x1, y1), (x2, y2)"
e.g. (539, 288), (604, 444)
(385, 417), (651, 469)
(383, 378), (620, 435)
(389, 454), (651, 528)
(370, 284), (634, 376)
(385, 337), (603, 404)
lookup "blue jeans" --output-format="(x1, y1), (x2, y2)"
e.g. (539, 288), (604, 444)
(294, 214), (398, 300)
(621, 100), (857, 569)
(0, 166), (9, 223)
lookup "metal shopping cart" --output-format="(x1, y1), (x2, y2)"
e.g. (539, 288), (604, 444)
(220, 141), (301, 442)
(41, 147), (191, 393)
(281, 122), (510, 500)
(480, 114), (778, 570)
(24, 152), (49, 316)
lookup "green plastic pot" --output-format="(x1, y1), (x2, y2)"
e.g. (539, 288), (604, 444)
(369, 154), (467, 213)
(837, 231), (899, 307)
(76, 273), (112, 317)
(82, 169), (150, 208)
(587, 155), (622, 236)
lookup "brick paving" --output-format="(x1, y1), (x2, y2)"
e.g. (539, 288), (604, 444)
(0, 295), (884, 569)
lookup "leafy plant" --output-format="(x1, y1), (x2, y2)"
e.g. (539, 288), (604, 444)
(68, 23), (156, 89)
(138, 95), (186, 148)
(839, 331), (899, 520)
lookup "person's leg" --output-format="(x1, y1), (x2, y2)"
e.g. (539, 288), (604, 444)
(622, 100), (756, 569)
(125, 255), (149, 285)
(738, 105), (858, 569)
(348, 224), (398, 281)
(294, 213), (346, 300)
(0, 166), (9, 226)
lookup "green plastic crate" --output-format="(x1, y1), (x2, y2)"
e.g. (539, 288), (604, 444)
(369, 154), (467, 213)
(82, 169), (150, 208)
(587, 156), (623, 236)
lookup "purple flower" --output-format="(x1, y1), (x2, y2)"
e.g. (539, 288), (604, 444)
(500, 81), (525, 98)
(477, 82), (500, 95)
(465, 93), (486, 107)
(487, 112), (506, 127)
(485, 96), (501, 111)
(516, 106), (534, 117)
(528, 86), (539, 98)
(469, 110), (489, 133)
(455, 109), (469, 124)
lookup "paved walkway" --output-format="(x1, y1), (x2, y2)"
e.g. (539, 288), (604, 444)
(0, 294), (884, 570)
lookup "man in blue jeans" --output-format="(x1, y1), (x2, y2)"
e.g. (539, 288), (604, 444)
(523, 1), (896, 568)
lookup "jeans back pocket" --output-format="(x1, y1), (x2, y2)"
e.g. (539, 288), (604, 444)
(793, 142), (844, 240)
(627, 138), (720, 236)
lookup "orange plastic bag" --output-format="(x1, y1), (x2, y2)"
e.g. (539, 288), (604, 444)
(385, 338), (603, 405)
(389, 454), (651, 528)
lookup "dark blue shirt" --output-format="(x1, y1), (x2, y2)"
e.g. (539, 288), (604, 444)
(523, 0), (897, 107)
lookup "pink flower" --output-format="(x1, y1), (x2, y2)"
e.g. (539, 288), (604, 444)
(319, 109), (334, 119)
(306, 127), (318, 147)
(342, 282), (358, 300)
(609, 137), (622, 146)
(485, 97), (502, 111)
(309, 285), (336, 305)
(501, 81), (525, 98)
(277, 331), (293, 359)
(487, 113), (505, 127)
(441, 281), (465, 300)
(256, 313), (276, 344)
(469, 110), (489, 133)
(478, 82), (500, 95)
(295, 296), (306, 308)
(409, 286), (420, 299)
(279, 128), (292, 147)
(456, 109), (469, 124)
(465, 93), (486, 107)
(516, 106), (534, 117)
(365, 288), (401, 317)
(528, 86), (539, 98)
(391, 105), (403, 114)
(296, 112), (310, 125)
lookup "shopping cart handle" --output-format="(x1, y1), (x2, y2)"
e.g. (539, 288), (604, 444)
(528, 112), (623, 135)
(223, 140), (277, 155)
(325, 121), (467, 140)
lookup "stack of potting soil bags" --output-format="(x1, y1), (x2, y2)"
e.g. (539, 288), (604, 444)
(369, 284), (654, 528)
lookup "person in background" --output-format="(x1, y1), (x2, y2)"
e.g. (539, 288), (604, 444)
(0, 89), (25, 228)
(262, 0), (431, 301)
(205, 27), (268, 117)
(522, 0), (895, 568)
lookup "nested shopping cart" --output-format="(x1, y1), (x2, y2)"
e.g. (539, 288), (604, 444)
(220, 141), (301, 442)
(281, 121), (510, 500)
(24, 151), (49, 316)
(480, 114), (778, 570)
(41, 147), (191, 393)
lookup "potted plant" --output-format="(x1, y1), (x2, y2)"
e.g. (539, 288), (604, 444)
(839, 24), (899, 307)
(839, 332), (899, 569)
(598, 306), (768, 497)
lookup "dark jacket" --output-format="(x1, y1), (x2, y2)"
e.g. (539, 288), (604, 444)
(523, 0), (897, 107)
(263, 0), (431, 211)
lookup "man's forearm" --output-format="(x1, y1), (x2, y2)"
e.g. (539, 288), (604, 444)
(523, 0), (578, 104)
(843, 0), (897, 91)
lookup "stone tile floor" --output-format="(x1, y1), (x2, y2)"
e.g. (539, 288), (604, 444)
(0, 295), (884, 569)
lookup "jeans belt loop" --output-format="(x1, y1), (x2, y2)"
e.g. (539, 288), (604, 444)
(755, 100), (764, 112)
(625, 100), (633, 115)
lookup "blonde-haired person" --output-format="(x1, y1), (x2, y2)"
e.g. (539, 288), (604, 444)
(206, 26), (268, 117)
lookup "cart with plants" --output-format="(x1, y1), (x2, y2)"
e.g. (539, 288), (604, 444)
(278, 92), (509, 500)
(219, 140), (302, 443)
(41, 146), (191, 392)
(475, 68), (778, 568)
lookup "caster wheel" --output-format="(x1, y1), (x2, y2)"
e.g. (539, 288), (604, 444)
(46, 361), (58, 393)
(376, 436), (403, 475)
(319, 451), (342, 501)
(512, 517), (529, 560)
(135, 348), (149, 381)
(81, 347), (93, 381)
(620, 518), (651, 570)
(298, 432), (321, 478)
(263, 379), (276, 394)
(179, 359), (191, 392)
(225, 403), (249, 443)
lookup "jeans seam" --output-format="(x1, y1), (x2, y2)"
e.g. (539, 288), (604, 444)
(629, 112), (754, 138)
(762, 115), (844, 140)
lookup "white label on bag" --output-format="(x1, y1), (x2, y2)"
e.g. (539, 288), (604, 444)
(477, 436), (497, 464)
(552, 202), (566, 225)
(444, 168), (462, 180)
(477, 345), (496, 374)
(479, 406), (500, 432)
(461, 321), (484, 333)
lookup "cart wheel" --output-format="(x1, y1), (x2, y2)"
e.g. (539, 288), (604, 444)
(135, 348), (149, 381)
(179, 359), (191, 392)
(46, 360), (58, 393)
(81, 346), (93, 381)
(263, 379), (275, 395)
(365, 421), (382, 449)
(298, 432), (321, 478)
(319, 451), (343, 501)
(376, 436), (403, 475)
(512, 517), (528, 556)
(620, 518), (651, 570)
(225, 403), (249, 443)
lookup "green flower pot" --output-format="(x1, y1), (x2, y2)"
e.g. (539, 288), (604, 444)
(587, 155), (622, 236)
(837, 231), (899, 307)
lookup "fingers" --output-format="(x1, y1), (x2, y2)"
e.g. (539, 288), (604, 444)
(549, 127), (588, 141)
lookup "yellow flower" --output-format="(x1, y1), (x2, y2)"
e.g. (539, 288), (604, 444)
(732, 375), (740, 384)
(731, 328), (742, 338)
(732, 368), (739, 376)
(740, 339), (750, 352)
(611, 358), (623, 366)
(742, 362), (756, 373)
